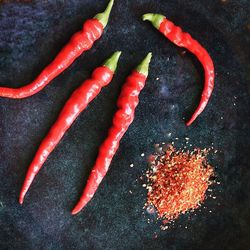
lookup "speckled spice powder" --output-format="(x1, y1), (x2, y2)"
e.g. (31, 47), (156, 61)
(144, 144), (215, 224)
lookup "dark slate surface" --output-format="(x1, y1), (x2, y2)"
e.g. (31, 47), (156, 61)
(0, 0), (249, 249)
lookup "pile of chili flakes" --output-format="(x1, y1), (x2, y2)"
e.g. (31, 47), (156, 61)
(143, 143), (215, 227)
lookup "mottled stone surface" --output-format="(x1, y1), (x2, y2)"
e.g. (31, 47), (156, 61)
(0, 0), (249, 249)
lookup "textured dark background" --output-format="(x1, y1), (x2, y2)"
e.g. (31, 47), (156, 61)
(0, 0), (249, 249)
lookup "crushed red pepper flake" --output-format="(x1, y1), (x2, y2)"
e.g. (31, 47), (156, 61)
(144, 144), (215, 224)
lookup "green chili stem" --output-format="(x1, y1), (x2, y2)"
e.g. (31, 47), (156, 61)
(135, 53), (152, 77)
(142, 13), (165, 30)
(95, 0), (114, 28)
(103, 51), (122, 73)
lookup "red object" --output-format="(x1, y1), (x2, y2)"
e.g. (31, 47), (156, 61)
(19, 51), (121, 204)
(145, 145), (214, 222)
(72, 53), (152, 215)
(0, 0), (114, 99)
(143, 13), (215, 126)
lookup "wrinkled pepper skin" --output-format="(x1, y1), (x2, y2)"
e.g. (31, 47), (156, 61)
(72, 53), (152, 215)
(0, 0), (114, 99)
(143, 13), (215, 126)
(19, 51), (121, 204)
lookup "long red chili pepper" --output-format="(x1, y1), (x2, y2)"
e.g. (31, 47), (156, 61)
(72, 53), (152, 215)
(143, 13), (215, 126)
(19, 51), (121, 204)
(0, 0), (114, 99)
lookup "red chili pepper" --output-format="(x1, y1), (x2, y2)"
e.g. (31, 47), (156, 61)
(72, 53), (152, 215)
(0, 0), (114, 99)
(19, 51), (121, 204)
(143, 13), (215, 126)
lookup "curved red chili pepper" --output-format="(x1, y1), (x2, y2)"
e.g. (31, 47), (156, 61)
(19, 51), (121, 204)
(0, 0), (114, 99)
(143, 13), (215, 126)
(72, 53), (152, 215)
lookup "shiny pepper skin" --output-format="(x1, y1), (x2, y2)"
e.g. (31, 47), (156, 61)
(143, 14), (215, 126)
(72, 53), (152, 215)
(0, 0), (114, 99)
(19, 51), (121, 204)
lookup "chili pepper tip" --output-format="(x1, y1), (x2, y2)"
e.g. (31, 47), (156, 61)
(142, 13), (165, 30)
(94, 0), (114, 28)
(135, 53), (152, 77)
(19, 197), (23, 205)
(186, 116), (196, 126)
(103, 51), (122, 73)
